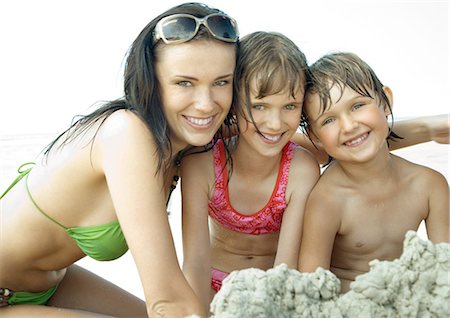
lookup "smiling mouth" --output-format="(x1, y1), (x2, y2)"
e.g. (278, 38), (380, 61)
(344, 133), (369, 146)
(261, 133), (283, 143)
(184, 116), (214, 127)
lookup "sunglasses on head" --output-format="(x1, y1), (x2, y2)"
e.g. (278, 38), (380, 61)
(153, 13), (239, 45)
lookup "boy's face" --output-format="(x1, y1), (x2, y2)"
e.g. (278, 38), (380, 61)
(237, 80), (304, 158)
(305, 84), (390, 163)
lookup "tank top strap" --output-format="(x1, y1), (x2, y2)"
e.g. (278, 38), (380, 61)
(276, 141), (297, 193)
(212, 139), (228, 186)
(0, 162), (35, 199)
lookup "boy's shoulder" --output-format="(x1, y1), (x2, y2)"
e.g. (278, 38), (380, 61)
(307, 162), (349, 205)
(392, 154), (448, 187)
(307, 163), (340, 196)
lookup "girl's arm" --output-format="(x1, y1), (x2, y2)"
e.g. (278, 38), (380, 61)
(181, 152), (215, 313)
(274, 148), (320, 268)
(292, 114), (450, 164)
(95, 111), (204, 318)
(390, 114), (450, 149)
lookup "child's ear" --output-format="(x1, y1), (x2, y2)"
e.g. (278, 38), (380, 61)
(383, 86), (393, 115)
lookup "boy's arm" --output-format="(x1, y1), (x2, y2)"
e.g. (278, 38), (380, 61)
(274, 149), (320, 268)
(425, 169), (450, 243)
(180, 153), (214, 312)
(298, 188), (341, 272)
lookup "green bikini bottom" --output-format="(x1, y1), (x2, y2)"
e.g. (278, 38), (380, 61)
(5, 285), (58, 305)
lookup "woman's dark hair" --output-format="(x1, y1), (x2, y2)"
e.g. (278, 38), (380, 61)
(44, 2), (237, 173)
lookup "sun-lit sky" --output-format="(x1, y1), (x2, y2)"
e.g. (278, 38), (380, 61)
(1, 0), (448, 136)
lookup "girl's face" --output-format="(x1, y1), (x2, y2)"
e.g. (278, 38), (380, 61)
(238, 80), (304, 158)
(155, 40), (235, 149)
(305, 84), (390, 163)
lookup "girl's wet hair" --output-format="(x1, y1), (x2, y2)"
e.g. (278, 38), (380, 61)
(233, 31), (310, 133)
(44, 2), (237, 173)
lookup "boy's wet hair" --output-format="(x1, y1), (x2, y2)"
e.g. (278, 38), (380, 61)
(301, 52), (401, 162)
(233, 31), (310, 130)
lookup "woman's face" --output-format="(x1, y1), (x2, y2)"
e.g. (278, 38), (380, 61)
(155, 40), (236, 149)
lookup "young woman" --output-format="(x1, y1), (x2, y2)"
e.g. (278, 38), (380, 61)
(0, 2), (238, 317)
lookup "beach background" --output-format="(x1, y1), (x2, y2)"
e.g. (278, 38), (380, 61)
(1, 0), (448, 300)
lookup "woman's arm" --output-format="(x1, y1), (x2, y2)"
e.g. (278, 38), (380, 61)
(95, 111), (204, 318)
(181, 152), (215, 313)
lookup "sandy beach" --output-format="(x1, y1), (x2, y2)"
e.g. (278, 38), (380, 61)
(1, 132), (448, 300)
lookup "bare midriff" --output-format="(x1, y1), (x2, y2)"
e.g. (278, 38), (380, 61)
(209, 219), (279, 273)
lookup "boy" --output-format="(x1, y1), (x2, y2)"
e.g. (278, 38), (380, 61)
(298, 52), (449, 293)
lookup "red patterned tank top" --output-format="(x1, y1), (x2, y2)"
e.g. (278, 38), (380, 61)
(208, 139), (296, 235)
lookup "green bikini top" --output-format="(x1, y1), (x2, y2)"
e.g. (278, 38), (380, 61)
(0, 163), (128, 261)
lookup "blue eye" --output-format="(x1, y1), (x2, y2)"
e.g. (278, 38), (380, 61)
(214, 80), (229, 86)
(252, 104), (264, 110)
(178, 81), (192, 87)
(285, 104), (297, 110)
(322, 117), (334, 126)
(353, 103), (364, 110)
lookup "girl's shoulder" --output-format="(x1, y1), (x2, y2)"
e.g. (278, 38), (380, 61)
(179, 147), (215, 182)
(285, 144), (321, 198)
(182, 148), (214, 166)
(289, 144), (321, 177)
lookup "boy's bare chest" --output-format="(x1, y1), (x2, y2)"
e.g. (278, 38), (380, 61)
(334, 187), (428, 257)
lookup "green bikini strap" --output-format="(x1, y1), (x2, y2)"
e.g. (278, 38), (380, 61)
(0, 162), (67, 230)
(0, 162), (35, 200)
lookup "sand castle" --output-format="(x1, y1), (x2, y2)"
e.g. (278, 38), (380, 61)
(210, 231), (450, 317)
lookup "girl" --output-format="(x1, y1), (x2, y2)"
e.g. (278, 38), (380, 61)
(181, 31), (320, 310)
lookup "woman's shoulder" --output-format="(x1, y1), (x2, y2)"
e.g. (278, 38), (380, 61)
(92, 110), (159, 168)
(98, 110), (150, 138)
(94, 109), (156, 152)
